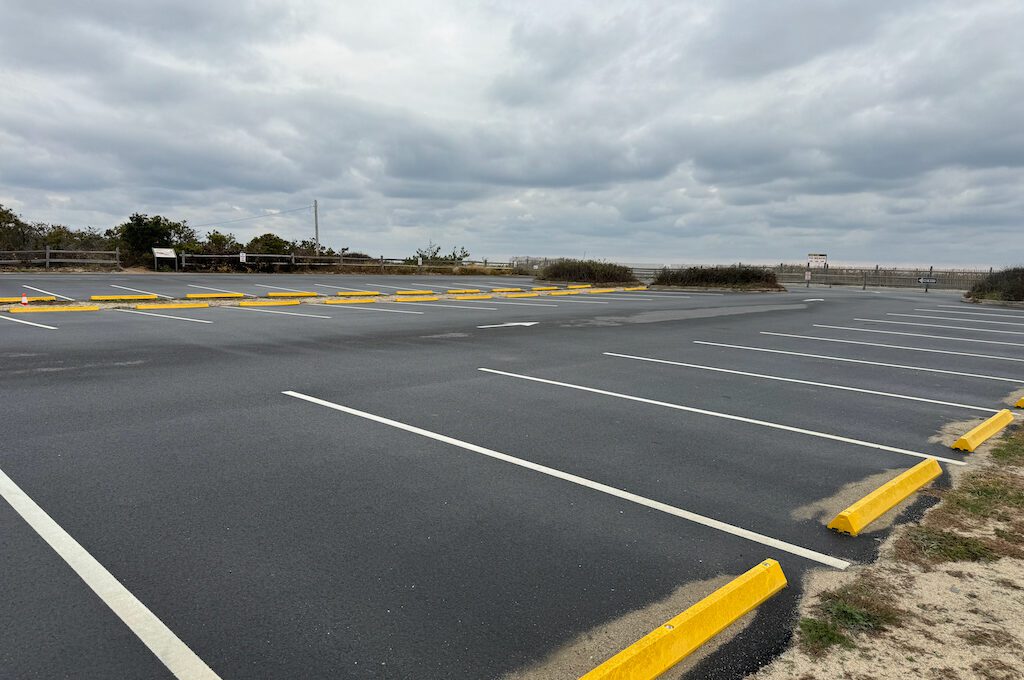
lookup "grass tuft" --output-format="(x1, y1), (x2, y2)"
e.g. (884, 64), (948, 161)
(991, 426), (1024, 467)
(537, 259), (637, 284)
(967, 267), (1024, 301)
(894, 526), (998, 565)
(798, 617), (855, 656)
(653, 265), (782, 289)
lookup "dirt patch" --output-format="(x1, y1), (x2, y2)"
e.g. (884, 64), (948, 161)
(502, 573), (756, 680)
(750, 421), (1024, 680)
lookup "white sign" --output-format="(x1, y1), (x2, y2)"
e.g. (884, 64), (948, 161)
(804, 270), (812, 282)
(239, 252), (247, 263)
(152, 248), (176, 259)
(807, 253), (827, 267)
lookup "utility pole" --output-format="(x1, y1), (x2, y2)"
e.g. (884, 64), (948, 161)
(313, 200), (319, 253)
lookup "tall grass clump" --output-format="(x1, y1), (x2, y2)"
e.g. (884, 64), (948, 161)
(538, 259), (638, 284)
(653, 265), (782, 289)
(967, 267), (1024, 302)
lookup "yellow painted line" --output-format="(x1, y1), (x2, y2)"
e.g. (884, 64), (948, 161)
(10, 306), (100, 313)
(505, 292), (539, 298)
(581, 560), (787, 680)
(393, 296), (440, 302)
(455, 294), (493, 300)
(239, 300), (301, 307)
(90, 294), (158, 301)
(323, 298), (377, 305)
(623, 286), (649, 291)
(337, 291), (382, 296)
(585, 288), (617, 294)
(136, 303), (209, 310)
(396, 290), (435, 295)
(0, 296), (56, 303)
(953, 409), (1015, 451)
(266, 291), (317, 297)
(532, 286), (558, 291)
(447, 289), (482, 294)
(548, 290), (580, 296)
(492, 287), (522, 292)
(827, 459), (942, 536)
(1015, 396), (1024, 408)
(186, 293), (244, 299)
(568, 284), (592, 289)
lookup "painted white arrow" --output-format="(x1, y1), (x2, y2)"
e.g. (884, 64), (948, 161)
(477, 321), (539, 329)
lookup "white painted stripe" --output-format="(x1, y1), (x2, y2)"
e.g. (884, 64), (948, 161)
(935, 304), (1024, 317)
(0, 314), (57, 330)
(113, 309), (212, 324)
(586, 295), (654, 301)
(110, 284), (172, 299)
(812, 324), (1024, 348)
(542, 298), (609, 304)
(855, 318), (1024, 336)
(283, 391), (851, 569)
(187, 284), (253, 297)
(478, 368), (967, 466)
(763, 331), (1024, 363)
(218, 306), (331, 319)
(0, 466), (221, 679)
(891, 312), (1024, 327)
(22, 285), (74, 301)
(917, 308), (1024, 320)
(386, 302), (497, 311)
(253, 284), (321, 294)
(316, 305), (423, 315)
(486, 300), (559, 307)
(694, 340), (1024, 384)
(313, 284), (374, 292)
(603, 352), (999, 413)
(367, 284), (406, 290)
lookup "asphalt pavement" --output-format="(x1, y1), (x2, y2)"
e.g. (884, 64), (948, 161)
(1, 274), (1018, 679)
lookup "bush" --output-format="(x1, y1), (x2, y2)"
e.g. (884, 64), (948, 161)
(538, 259), (637, 284)
(653, 265), (781, 289)
(967, 267), (1024, 301)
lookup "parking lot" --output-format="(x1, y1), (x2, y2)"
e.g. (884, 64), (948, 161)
(1, 273), (1019, 679)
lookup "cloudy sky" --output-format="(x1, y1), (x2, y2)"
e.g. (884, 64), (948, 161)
(1, 0), (1022, 265)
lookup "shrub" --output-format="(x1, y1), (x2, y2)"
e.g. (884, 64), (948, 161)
(967, 267), (1024, 302)
(653, 265), (781, 289)
(538, 259), (637, 284)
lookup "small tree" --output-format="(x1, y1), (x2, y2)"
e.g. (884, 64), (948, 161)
(245, 232), (293, 254)
(108, 213), (194, 265)
(203, 230), (240, 254)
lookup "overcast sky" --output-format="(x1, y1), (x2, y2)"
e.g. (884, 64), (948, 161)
(1, 1), (1022, 265)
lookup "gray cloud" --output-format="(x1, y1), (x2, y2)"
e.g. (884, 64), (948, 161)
(1, 0), (1022, 265)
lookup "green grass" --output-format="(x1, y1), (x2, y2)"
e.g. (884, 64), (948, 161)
(818, 582), (903, 632)
(652, 265), (782, 289)
(992, 426), (1024, 467)
(946, 472), (1024, 519)
(895, 526), (998, 565)
(537, 259), (638, 284)
(967, 267), (1024, 301)
(798, 617), (854, 655)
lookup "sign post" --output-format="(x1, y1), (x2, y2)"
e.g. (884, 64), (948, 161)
(804, 270), (811, 288)
(152, 247), (177, 272)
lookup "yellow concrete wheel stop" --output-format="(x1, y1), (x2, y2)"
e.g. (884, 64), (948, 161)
(828, 458), (942, 536)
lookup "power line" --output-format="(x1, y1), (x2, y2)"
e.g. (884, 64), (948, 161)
(190, 205), (312, 229)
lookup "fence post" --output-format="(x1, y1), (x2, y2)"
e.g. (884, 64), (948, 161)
(45, 245), (50, 269)
(115, 247), (120, 268)
(380, 256), (385, 274)
(862, 270), (867, 290)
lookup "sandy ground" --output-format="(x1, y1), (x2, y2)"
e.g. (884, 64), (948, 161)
(749, 420), (1024, 680)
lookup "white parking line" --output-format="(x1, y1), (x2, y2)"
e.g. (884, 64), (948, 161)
(313, 284), (376, 292)
(603, 352), (999, 413)
(368, 284), (406, 290)
(187, 284), (253, 297)
(386, 302), (497, 311)
(0, 466), (221, 679)
(812, 324), (1024, 348)
(694, 341), (1024, 384)
(543, 298), (610, 304)
(316, 305), (423, 315)
(253, 284), (321, 294)
(110, 284), (173, 299)
(762, 332), (1024, 363)
(0, 314), (57, 330)
(889, 313), (1024, 327)
(219, 307), (331, 319)
(588, 295), (655, 301)
(917, 308), (1024, 320)
(486, 300), (560, 307)
(22, 285), (74, 301)
(282, 390), (851, 569)
(113, 309), (213, 324)
(936, 305), (1024, 318)
(477, 368), (967, 466)
(855, 318), (1024, 336)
